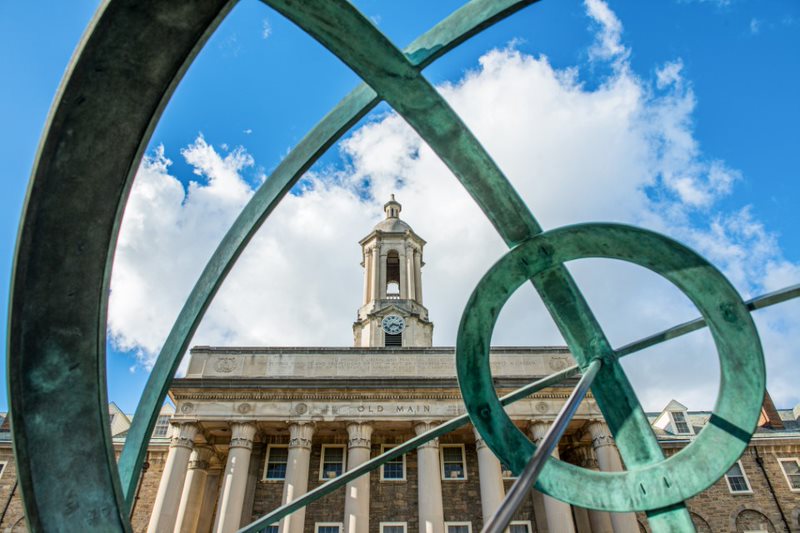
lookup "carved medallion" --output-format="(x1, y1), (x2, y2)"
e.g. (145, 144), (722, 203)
(214, 356), (237, 373)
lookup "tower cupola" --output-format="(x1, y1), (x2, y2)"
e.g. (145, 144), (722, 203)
(353, 196), (433, 348)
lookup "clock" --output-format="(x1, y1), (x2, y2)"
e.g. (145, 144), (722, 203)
(381, 314), (405, 335)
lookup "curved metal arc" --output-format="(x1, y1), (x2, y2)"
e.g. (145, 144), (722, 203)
(483, 359), (601, 533)
(264, 0), (671, 520)
(617, 282), (800, 358)
(238, 365), (580, 533)
(118, 0), (538, 505)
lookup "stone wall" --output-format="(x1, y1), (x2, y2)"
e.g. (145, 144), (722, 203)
(0, 447), (25, 532)
(130, 448), (169, 533)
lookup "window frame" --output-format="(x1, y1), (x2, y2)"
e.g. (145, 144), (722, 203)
(152, 415), (171, 438)
(440, 444), (467, 481)
(380, 522), (407, 533)
(508, 521), (532, 533)
(380, 444), (406, 481)
(723, 460), (753, 494)
(319, 444), (347, 481)
(315, 523), (343, 533)
(263, 525), (279, 533)
(668, 410), (693, 435)
(262, 444), (289, 481)
(778, 457), (800, 492)
(444, 522), (472, 533)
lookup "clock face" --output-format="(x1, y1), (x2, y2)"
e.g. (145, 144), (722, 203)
(381, 314), (405, 335)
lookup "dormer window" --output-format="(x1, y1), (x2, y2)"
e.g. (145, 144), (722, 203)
(670, 411), (691, 434)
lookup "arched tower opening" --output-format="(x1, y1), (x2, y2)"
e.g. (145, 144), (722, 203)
(386, 250), (400, 299)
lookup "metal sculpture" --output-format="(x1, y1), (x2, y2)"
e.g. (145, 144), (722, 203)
(7, 0), (796, 531)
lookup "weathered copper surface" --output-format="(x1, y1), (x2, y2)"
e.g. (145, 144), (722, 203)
(7, 0), (787, 531)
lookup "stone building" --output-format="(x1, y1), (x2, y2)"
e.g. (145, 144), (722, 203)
(0, 198), (798, 532)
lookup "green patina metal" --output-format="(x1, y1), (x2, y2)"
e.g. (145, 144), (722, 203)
(5, 0), (785, 531)
(117, 0), (541, 508)
(457, 223), (765, 513)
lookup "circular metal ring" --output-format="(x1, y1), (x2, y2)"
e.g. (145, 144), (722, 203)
(457, 223), (765, 512)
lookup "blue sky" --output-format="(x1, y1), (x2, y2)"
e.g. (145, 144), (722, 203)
(1, 0), (798, 414)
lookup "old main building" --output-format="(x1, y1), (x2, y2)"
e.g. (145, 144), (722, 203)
(2, 197), (799, 533)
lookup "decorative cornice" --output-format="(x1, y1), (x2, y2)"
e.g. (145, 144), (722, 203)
(170, 391), (575, 402)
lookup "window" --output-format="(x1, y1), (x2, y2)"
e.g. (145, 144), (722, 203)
(315, 523), (342, 533)
(152, 415), (170, 437)
(509, 522), (531, 533)
(724, 461), (752, 493)
(445, 522), (471, 533)
(264, 526), (279, 533)
(441, 445), (466, 480)
(670, 411), (691, 434)
(385, 333), (402, 347)
(264, 445), (289, 480)
(778, 458), (800, 491)
(386, 251), (400, 298)
(381, 445), (406, 481)
(320, 445), (346, 480)
(0, 461), (6, 480)
(380, 522), (407, 533)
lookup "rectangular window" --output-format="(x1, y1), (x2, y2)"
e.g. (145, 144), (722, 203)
(724, 461), (752, 493)
(264, 526), (279, 533)
(445, 522), (471, 533)
(671, 411), (691, 434)
(778, 458), (800, 491)
(509, 522), (532, 533)
(380, 522), (407, 533)
(264, 445), (289, 480)
(385, 333), (402, 347)
(152, 415), (170, 438)
(441, 445), (466, 480)
(315, 523), (342, 533)
(320, 445), (346, 480)
(381, 445), (406, 481)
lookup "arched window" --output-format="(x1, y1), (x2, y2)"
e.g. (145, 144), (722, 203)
(386, 251), (400, 299)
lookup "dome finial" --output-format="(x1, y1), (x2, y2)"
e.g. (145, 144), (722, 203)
(384, 194), (401, 219)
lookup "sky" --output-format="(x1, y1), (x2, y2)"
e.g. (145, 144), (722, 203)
(1, 0), (798, 415)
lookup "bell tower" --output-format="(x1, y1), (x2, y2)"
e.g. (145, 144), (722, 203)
(354, 196), (433, 347)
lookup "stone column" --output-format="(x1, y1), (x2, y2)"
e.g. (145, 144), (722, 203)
(174, 445), (214, 533)
(280, 423), (315, 533)
(362, 251), (371, 305)
(197, 461), (223, 533)
(344, 423), (373, 533)
(586, 422), (639, 533)
(148, 422), (198, 533)
(528, 422), (575, 533)
(398, 248), (408, 299)
(371, 246), (380, 301)
(472, 428), (505, 524)
(379, 251), (387, 299)
(406, 247), (416, 302)
(414, 252), (423, 304)
(414, 422), (444, 533)
(214, 422), (257, 533)
(570, 444), (612, 533)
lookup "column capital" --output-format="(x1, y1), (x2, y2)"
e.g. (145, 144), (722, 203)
(229, 421), (257, 450)
(414, 421), (440, 449)
(288, 421), (315, 449)
(584, 420), (615, 449)
(471, 427), (488, 450)
(570, 444), (599, 470)
(528, 420), (557, 445)
(170, 422), (199, 449)
(346, 422), (373, 449)
(188, 445), (214, 470)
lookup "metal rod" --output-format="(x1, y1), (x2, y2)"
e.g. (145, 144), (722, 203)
(616, 283), (800, 358)
(239, 364), (580, 533)
(482, 359), (602, 533)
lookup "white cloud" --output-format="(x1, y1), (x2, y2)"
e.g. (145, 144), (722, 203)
(109, 0), (799, 411)
(262, 18), (272, 40)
